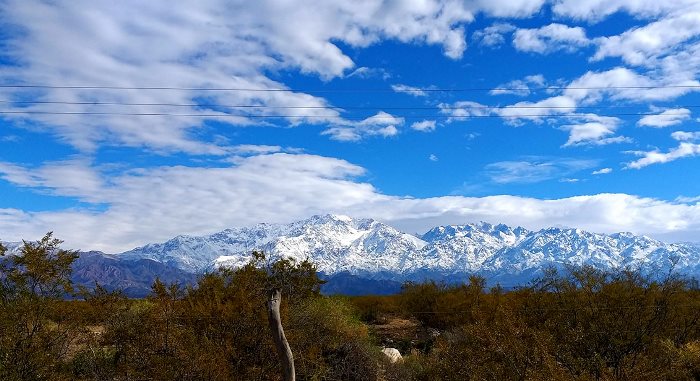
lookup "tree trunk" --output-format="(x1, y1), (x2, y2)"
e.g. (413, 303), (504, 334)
(267, 288), (295, 381)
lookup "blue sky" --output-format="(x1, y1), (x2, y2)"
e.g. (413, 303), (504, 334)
(1, 0), (700, 252)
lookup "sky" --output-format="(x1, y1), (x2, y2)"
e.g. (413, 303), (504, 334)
(1, 0), (700, 252)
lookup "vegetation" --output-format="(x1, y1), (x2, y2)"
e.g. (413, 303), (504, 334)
(1, 233), (700, 380)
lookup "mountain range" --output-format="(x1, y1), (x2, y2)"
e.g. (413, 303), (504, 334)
(3, 214), (700, 295)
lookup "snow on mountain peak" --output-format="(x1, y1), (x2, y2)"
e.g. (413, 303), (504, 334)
(117, 216), (700, 283)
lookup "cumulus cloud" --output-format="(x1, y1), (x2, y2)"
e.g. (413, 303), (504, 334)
(322, 112), (403, 141)
(560, 114), (629, 146)
(5, 0), (554, 152)
(439, 63), (697, 145)
(561, 122), (617, 146)
(552, 0), (699, 21)
(496, 96), (577, 121)
(513, 23), (591, 54)
(2, 154), (700, 251)
(637, 108), (691, 128)
(671, 131), (700, 141)
(411, 120), (437, 132)
(440, 101), (493, 121)
(593, 11), (700, 66)
(472, 23), (516, 47)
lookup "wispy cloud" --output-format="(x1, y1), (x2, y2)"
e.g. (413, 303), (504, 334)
(391, 84), (428, 97)
(484, 157), (597, 184)
(637, 108), (691, 128)
(627, 135), (700, 169)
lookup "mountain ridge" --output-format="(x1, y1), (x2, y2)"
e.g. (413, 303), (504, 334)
(119, 214), (700, 285)
(3, 214), (699, 294)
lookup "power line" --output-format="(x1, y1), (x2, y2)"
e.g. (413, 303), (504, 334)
(0, 110), (690, 119)
(1, 99), (699, 111)
(1, 84), (700, 92)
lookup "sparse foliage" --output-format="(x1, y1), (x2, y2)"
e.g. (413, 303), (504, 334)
(1, 234), (700, 380)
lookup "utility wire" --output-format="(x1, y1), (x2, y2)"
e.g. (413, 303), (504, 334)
(2, 84), (700, 92)
(1, 99), (699, 111)
(0, 110), (690, 119)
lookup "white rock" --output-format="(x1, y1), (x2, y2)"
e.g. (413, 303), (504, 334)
(381, 347), (403, 363)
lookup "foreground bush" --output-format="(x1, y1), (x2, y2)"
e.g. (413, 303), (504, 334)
(2, 234), (700, 380)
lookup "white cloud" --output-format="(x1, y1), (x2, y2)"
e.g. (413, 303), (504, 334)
(497, 95), (577, 121)
(0, 154), (376, 251)
(440, 100), (493, 121)
(671, 131), (700, 141)
(592, 168), (613, 175)
(560, 114), (628, 146)
(440, 63), (697, 144)
(561, 122), (616, 146)
(490, 74), (546, 96)
(484, 158), (597, 184)
(391, 84), (428, 97)
(552, 0), (698, 21)
(626, 129), (700, 169)
(637, 108), (691, 128)
(472, 0), (546, 18)
(0, 159), (104, 202)
(472, 23), (516, 46)
(2, 0), (554, 153)
(559, 66), (700, 107)
(2, 154), (700, 250)
(593, 11), (700, 66)
(676, 195), (700, 203)
(230, 145), (284, 155)
(322, 112), (403, 141)
(627, 142), (700, 169)
(411, 120), (437, 132)
(429, 154), (439, 162)
(345, 67), (391, 79)
(513, 23), (591, 54)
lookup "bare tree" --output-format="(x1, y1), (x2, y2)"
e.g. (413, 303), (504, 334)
(268, 288), (295, 381)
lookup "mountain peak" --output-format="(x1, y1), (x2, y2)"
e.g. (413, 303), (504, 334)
(117, 217), (700, 283)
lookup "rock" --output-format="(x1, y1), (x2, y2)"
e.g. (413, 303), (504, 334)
(381, 347), (403, 363)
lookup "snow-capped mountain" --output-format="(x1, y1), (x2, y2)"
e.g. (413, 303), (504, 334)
(0, 241), (23, 256)
(118, 214), (700, 285)
(216, 214), (427, 275)
(120, 222), (292, 272)
(477, 228), (700, 284)
(412, 222), (530, 274)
